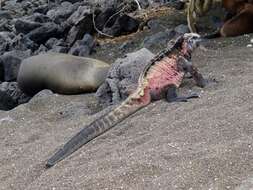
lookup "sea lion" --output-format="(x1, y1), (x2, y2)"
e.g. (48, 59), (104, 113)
(17, 53), (110, 95)
(205, 0), (253, 38)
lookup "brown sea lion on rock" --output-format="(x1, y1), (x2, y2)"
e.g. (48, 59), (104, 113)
(17, 53), (110, 95)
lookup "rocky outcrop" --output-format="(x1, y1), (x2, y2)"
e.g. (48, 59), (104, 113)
(0, 50), (32, 81)
(0, 82), (31, 110)
(96, 48), (154, 105)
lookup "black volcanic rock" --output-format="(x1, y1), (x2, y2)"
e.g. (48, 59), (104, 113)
(0, 82), (31, 110)
(0, 50), (31, 81)
(46, 1), (76, 24)
(102, 14), (139, 37)
(69, 33), (95, 56)
(14, 19), (42, 34)
(25, 22), (64, 44)
(94, 7), (117, 30)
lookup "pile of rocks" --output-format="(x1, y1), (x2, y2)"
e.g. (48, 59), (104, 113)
(0, 0), (186, 110)
(0, 0), (144, 110)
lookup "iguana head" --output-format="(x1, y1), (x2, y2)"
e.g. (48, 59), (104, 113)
(183, 33), (202, 50)
(176, 33), (202, 58)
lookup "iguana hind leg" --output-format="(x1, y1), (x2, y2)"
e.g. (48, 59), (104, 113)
(166, 85), (199, 103)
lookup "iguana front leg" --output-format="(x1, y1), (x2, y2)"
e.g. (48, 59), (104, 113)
(178, 56), (206, 88)
(188, 64), (206, 87)
(166, 55), (205, 103)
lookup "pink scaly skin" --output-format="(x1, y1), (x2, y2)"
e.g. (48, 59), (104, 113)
(46, 33), (206, 168)
(145, 55), (185, 100)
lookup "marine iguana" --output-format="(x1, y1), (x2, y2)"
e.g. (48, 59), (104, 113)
(46, 33), (206, 168)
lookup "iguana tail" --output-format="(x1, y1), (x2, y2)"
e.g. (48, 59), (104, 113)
(46, 90), (151, 168)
